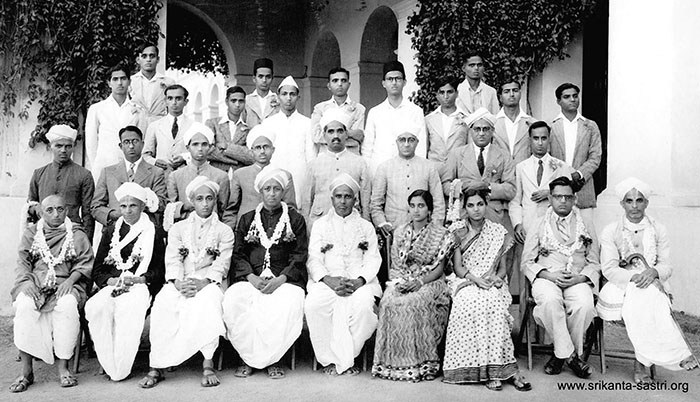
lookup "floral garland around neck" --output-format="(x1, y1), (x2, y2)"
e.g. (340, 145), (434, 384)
(105, 217), (145, 297)
(619, 215), (657, 269)
(29, 217), (77, 293)
(319, 217), (368, 255)
(177, 215), (221, 267)
(244, 202), (295, 276)
(538, 207), (592, 272)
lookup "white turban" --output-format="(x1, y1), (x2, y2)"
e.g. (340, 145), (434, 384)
(183, 122), (215, 145)
(464, 107), (496, 127)
(320, 109), (352, 131)
(615, 177), (652, 200)
(395, 119), (422, 138)
(329, 173), (360, 195)
(185, 176), (220, 200)
(246, 124), (277, 148)
(114, 182), (159, 212)
(278, 75), (299, 90)
(46, 124), (77, 143)
(254, 166), (289, 193)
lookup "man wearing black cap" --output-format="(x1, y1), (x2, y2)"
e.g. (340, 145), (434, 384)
(362, 60), (426, 176)
(246, 58), (279, 127)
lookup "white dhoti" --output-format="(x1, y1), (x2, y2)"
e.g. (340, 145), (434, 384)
(531, 279), (596, 359)
(305, 282), (378, 373)
(149, 283), (225, 368)
(223, 282), (304, 369)
(85, 284), (150, 381)
(13, 293), (79, 365)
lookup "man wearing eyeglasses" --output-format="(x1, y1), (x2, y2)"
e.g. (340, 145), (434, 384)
(522, 175), (600, 379)
(441, 107), (515, 227)
(362, 61), (426, 176)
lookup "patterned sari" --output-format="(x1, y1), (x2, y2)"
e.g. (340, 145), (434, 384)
(372, 222), (456, 382)
(443, 219), (519, 383)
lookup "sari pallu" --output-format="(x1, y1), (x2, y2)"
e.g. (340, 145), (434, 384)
(372, 222), (455, 382)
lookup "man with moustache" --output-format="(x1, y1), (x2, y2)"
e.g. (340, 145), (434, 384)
(129, 43), (175, 126)
(494, 80), (536, 165)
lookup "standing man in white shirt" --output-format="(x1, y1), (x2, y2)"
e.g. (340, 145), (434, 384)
(309, 67), (366, 155)
(425, 75), (469, 167)
(456, 53), (500, 115)
(362, 61), (426, 176)
(549, 83), (602, 221)
(264, 76), (315, 205)
(85, 64), (145, 181)
(494, 80), (536, 165)
(129, 43), (175, 127)
(245, 58), (279, 127)
(142, 84), (193, 175)
(206, 86), (254, 177)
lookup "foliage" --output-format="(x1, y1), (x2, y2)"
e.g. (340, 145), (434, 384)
(407, 0), (597, 112)
(166, 3), (228, 76)
(0, 0), (162, 146)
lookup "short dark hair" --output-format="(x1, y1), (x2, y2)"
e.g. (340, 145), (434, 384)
(108, 64), (131, 80)
(555, 82), (580, 100)
(119, 125), (143, 140)
(528, 120), (551, 136)
(165, 84), (189, 99)
(137, 43), (159, 56)
(463, 188), (490, 207)
(408, 189), (434, 212)
(549, 176), (578, 193)
(225, 86), (246, 99)
(462, 52), (484, 66)
(328, 67), (350, 80)
(499, 80), (521, 93)
(436, 76), (460, 92)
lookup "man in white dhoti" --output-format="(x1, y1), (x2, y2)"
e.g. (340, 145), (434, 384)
(223, 167), (308, 379)
(597, 178), (698, 383)
(85, 183), (160, 382)
(140, 176), (235, 388)
(522, 176), (599, 378)
(10, 195), (93, 392)
(305, 173), (382, 376)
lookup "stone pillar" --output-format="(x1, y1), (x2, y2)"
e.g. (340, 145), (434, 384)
(391, 0), (420, 98)
(157, 0), (167, 74)
(346, 62), (362, 104)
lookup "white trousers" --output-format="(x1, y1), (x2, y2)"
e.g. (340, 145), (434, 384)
(13, 293), (79, 365)
(305, 282), (379, 373)
(531, 279), (595, 359)
(149, 283), (225, 368)
(85, 284), (150, 381)
(223, 282), (304, 369)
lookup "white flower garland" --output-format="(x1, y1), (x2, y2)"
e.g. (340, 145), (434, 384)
(322, 212), (366, 256)
(620, 215), (657, 268)
(107, 217), (146, 278)
(180, 215), (220, 270)
(541, 207), (591, 272)
(29, 217), (76, 289)
(246, 202), (293, 278)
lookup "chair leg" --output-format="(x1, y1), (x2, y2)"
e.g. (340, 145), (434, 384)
(598, 319), (606, 375)
(290, 342), (296, 370)
(362, 345), (368, 372)
(217, 347), (224, 371)
(312, 354), (318, 371)
(525, 309), (533, 371)
(650, 364), (656, 379)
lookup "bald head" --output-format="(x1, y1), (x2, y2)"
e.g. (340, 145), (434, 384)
(41, 195), (67, 228)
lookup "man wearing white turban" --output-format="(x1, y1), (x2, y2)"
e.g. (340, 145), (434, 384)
(164, 124), (235, 230)
(302, 110), (371, 226)
(27, 124), (96, 241)
(85, 182), (160, 382)
(305, 173), (382, 376)
(141, 177), (235, 389)
(263, 75), (315, 206)
(597, 178), (698, 383)
(223, 166), (308, 379)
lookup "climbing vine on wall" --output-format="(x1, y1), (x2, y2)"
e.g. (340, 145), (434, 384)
(0, 0), (162, 147)
(406, 0), (597, 112)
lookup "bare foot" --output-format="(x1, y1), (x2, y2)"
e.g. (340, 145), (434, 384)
(322, 364), (339, 376)
(680, 356), (699, 370)
(342, 366), (361, 376)
(201, 367), (220, 387)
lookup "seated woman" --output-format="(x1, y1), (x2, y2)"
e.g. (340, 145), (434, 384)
(222, 166), (308, 379)
(371, 189), (455, 382)
(85, 182), (161, 382)
(140, 176), (235, 388)
(443, 188), (531, 391)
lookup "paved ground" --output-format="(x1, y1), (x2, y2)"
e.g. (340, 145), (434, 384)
(1, 315), (698, 402)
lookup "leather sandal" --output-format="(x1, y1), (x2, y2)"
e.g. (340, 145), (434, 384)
(9, 373), (34, 393)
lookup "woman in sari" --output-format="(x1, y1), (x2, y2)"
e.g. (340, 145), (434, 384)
(443, 188), (531, 391)
(372, 189), (455, 382)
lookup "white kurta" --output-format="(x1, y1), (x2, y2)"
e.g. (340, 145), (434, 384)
(149, 213), (234, 368)
(85, 95), (144, 180)
(13, 293), (79, 365)
(304, 209), (382, 372)
(264, 110), (315, 205)
(223, 282), (305, 369)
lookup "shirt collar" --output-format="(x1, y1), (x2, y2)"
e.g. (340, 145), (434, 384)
(330, 96), (352, 107)
(107, 95), (133, 108)
(125, 157), (143, 171)
(327, 148), (347, 157)
(133, 70), (166, 81)
(496, 108), (529, 122)
(383, 97), (409, 109)
(251, 90), (274, 100)
(468, 80), (487, 93)
(531, 153), (551, 163)
(167, 113), (183, 124)
(555, 112), (585, 123)
(329, 207), (359, 223)
(435, 106), (466, 118)
(193, 212), (215, 226)
(218, 114), (246, 126)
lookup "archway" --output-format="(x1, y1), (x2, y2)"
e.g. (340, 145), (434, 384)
(310, 31), (342, 107)
(359, 6), (398, 109)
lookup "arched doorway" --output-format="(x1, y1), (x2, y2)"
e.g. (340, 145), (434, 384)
(359, 6), (398, 109)
(310, 31), (342, 108)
